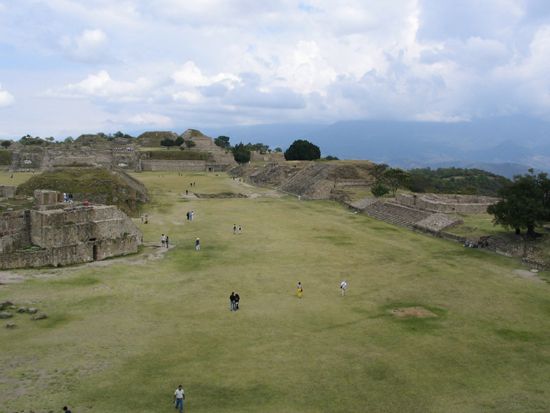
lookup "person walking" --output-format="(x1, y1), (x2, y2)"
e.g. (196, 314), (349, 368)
(160, 234), (166, 247)
(234, 292), (240, 310)
(229, 292), (236, 311)
(296, 281), (303, 298)
(195, 237), (200, 251)
(165, 235), (170, 248)
(62, 406), (72, 413)
(340, 280), (348, 296)
(174, 384), (185, 412)
(238, 225), (242, 234)
(233, 224), (237, 235)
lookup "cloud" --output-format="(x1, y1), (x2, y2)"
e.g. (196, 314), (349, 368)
(0, 84), (14, 108)
(50, 70), (152, 101)
(60, 28), (109, 62)
(126, 112), (172, 127)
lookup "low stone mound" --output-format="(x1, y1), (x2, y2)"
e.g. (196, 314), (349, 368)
(16, 167), (148, 216)
(390, 307), (438, 318)
(137, 131), (178, 147)
(232, 161), (376, 200)
(415, 213), (463, 232)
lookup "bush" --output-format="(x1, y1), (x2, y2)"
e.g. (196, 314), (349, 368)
(371, 182), (389, 197)
(232, 143), (251, 164)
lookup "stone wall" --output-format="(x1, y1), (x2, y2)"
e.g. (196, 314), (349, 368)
(0, 210), (31, 253)
(395, 193), (498, 214)
(0, 198), (142, 269)
(141, 160), (207, 171)
(250, 151), (285, 163)
(0, 185), (16, 198)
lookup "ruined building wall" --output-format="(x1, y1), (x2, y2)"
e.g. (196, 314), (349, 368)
(395, 193), (497, 214)
(0, 210), (31, 253)
(141, 160), (207, 171)
(0, 202), (142, 270)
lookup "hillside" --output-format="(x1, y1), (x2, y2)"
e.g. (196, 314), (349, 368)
(16, 167), (148, 216)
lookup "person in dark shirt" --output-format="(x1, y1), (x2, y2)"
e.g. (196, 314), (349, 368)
(63, 406), (72, 413)
(234, 293), (240, 310)
(229, 292), (236, 311)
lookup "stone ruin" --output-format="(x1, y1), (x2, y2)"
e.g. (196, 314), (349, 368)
(0, 185), (16, 199)
(7, 129), (236, 173)
(395, 193), (498, 214)
(0, 190), (142, 269)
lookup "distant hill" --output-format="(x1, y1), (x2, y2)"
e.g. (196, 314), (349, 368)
(203, 116), (550, 174)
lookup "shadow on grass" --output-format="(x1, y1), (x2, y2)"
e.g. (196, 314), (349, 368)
(495, 328), (544, 343)
(52, 276), (100, 287)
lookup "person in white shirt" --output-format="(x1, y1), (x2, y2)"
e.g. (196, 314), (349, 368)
(340, 280), (348, 296)
(174, 385), (185, 412)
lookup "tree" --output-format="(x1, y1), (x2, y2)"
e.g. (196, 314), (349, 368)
(324, 155), (339, 161)
(160, 138), (175, 149)
(381, 168), (409, 196)
(184, 140), (196, 149)
(488, 170), (550, 236)
(284, 139), (321, 161)
(214, 136), (231, 149)
(174, 136), (184, 146)
(371, 182), (390, 197)
(274, 147), (282, 153)
(232, 143), (251, 164)
(1, 140), (12, 149)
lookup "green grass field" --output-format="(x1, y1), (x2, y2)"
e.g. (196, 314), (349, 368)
(0, 172), (549, 413)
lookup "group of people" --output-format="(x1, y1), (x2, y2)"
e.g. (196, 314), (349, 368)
(186, 210), (195, 221)
(232, 224), (243, 234)
(62, 192), (74, 203)
(229, 292), (240, 311)
(160, 234), (170, 248)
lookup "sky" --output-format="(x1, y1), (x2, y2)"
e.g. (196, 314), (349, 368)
(1, 0), (550, 138)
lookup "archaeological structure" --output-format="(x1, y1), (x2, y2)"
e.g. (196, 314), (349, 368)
(0, 189), (142, 270)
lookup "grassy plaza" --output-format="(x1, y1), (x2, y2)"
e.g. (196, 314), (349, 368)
(0, 172), (549, 412)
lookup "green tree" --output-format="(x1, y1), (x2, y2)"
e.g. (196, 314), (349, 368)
(174, 136), (184, 146)
(487, 170), (550, 236)
(381, 168), (410, 196)
(214, 136), (231, 149)
(274, 147), (282, 153)
(1, 140), (12, 148)
(160, 138), (175, 149)
(232, 143), (251, 164)
(184, 140), (196, 149)
(284, 139), (321, 161)
(371, 182), (390, 197)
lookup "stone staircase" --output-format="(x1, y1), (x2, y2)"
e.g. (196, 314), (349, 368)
(363, 201), (431, 229)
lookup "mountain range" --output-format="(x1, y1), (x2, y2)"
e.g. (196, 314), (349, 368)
(203, 115), (550, 178)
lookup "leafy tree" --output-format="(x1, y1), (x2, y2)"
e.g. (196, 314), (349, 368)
(284, 139), (321, 161)
(324, 155), (339, 161)
(371, 182), (390, 197)
(214, 136), (231, 149)
(174, 136), (184, 146)
(232, 143), (251, 164)
(184, 140), (196, 149)
(274, 147), (283, 153)
(19, 135), (45, 145)
(488, 170), (550, 236)
(381, 168), (410, 196)
(160, 138), (175, 149)
(64, 137), (74, 144)
(1, 140), (12, 148)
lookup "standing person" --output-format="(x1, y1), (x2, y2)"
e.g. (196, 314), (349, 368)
(62, 406), (72, 413)
(195, 237), (200, 251)
(340, 280), (348, 296)
(186, 211), (190, 221)
(238, 225), (242, 234)
(229, 292), (236, 311)
(165, 235), (170, 248)
(233, 224), (237, 235)
(160, 234), (166, 247)
(174, 384), (185, 413)
(296, 281), (303, 298)
(234, 292), (240, 310)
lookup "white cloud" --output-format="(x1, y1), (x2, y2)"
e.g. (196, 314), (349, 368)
(51, 70), (152, 101)
(61, 28), (108, 62)
(126, 112), (172, 127)
(0, 84), (14, 108)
